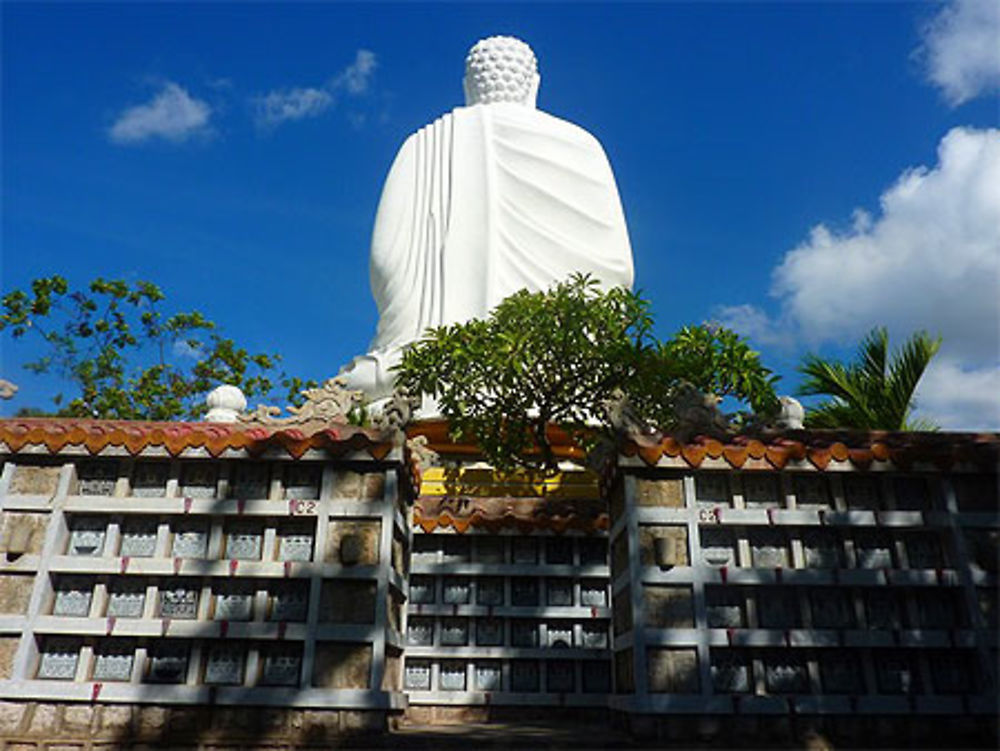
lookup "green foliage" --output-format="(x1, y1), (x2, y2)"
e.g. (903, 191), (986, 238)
(1, 275), (313, 420)
(397, 274), (779, 470)
(797, 327), (942, 431)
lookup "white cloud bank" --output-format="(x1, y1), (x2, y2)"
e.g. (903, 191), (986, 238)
(716, 127), (1000, 430)
(919, 0), (1000, 105)
(109, 82), (211, 144)
(254, 49), (377, 129)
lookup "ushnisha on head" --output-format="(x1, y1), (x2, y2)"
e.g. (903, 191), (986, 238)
(463, 35), (540, 108)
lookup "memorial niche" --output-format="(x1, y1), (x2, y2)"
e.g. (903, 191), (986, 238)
(475, 578), (503, 606)
(475, 660), (502, 690)
(67, 516), (106, 556)
(93, 640), (135, 682)
(146, 642), (188, 683)
(107, 581), (146, 618)
(260, 644), (302, 686)
(37, 638), (80, 680)
(119, 518), (157, 557)
(339, 35), (634, 402)
(52, 576), (93, 617)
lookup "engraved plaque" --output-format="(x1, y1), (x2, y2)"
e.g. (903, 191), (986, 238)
(547, 660), (575, 692)
(172, 526), (208, 559)
(476, 618), (504, 646)
(230, 463), (269, 499)
(261, 647), (302, 686)
(214, 589), (252, 621)
(765, 657), (808, 693)
(108, 584), (145, 618)
(440, 617), (469, 646)
(147, 644), (188, 683)
(547, 579), (573, 606)
(180, 463), (217, 499)
(706, 588), (745, 628)
(802, 530), (842, 568)
(77, 462), (117, 496)
(511, 660), (539, 692)
(37, 640), (79, 680)
(225, 529), (262, 561)
(68, 518), (106, 556)
(580, 580), (606, 607)
(750, 530), (788, 568)
(404, 660), (431, 690)
(204, 645), (244, 685)
(511, 620), (538, 647)
(547, 623), (573, 648)
(132, 462), (168, 498)
(283, 465), (321, 500)
(854, 531), (893, 569)
(511, 578), (538, 607)
(695, 474), (730, 508)
(120, 521), (157, 558)
(512, 538), (538, 564)
(712, 652), (749, 693)
(442, 577), (470, 605)
(408, 575), (435, 604)
(581, 623), (607, 649)
(700, 529), (734, 567)
(475, 661), (502, 690)
(93, 643), (134, 682)
(160, 587), (198, 619)
(269, 584), (308, 621)
(439, 661), (466, 691)
(278, 531), (314, 562)
(53, 579), (93, 617)
(407, 617), (434, 646)
(476, 578), (503, 606)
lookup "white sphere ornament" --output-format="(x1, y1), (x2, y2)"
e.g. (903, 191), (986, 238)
(204, 385), (247, 423)
(777, 396), (805, 430)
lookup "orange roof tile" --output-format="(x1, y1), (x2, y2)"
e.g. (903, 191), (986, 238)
(414, 495), (609, 535)
(0, 418), (395, 461)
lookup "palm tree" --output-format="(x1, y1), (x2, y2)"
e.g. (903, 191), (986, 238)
(797, 327), (942, 430)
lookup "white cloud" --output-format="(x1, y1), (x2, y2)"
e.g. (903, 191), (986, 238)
(253, 87), (333, 128)
(334, 49), (377, 95)
(711, 304), (794, 349)
(914, 357), (1000, 430)
(109, 82), (211, 144)
(918, 0), (1000, 105)
(253, 49), (378, 130)
(718, 127), (1000, 429)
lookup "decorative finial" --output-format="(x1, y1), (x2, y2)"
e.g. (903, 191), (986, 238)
(777, 396), (805, 430)
(204, 385), (247, 423)
(463, 36), (540, 107)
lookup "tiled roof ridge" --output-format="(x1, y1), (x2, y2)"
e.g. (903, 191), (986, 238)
(0, 417), (394, 460)
(622, 430), (1000, 471)
(414, 495), (609, 534)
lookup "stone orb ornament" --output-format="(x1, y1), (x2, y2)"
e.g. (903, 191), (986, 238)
(204, 385), (247, 423)
(463, 35), (540, 107)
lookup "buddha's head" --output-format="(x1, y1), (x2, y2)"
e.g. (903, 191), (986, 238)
(463, 36), (540, 108)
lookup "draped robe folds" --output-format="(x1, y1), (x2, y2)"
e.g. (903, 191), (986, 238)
(343, 101), (634, 399)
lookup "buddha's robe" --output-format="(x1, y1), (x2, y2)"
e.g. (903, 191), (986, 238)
(343, 102), (634, 399)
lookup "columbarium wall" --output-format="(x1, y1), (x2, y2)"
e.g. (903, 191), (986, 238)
(0, 420), (412, 749)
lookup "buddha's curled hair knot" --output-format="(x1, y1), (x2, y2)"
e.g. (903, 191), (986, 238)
(464, 36), (538, 105)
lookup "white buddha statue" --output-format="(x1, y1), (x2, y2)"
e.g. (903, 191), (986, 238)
(340, 35), (634, 401)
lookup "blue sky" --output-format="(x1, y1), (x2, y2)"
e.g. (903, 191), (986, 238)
(3, 1), (999, 428)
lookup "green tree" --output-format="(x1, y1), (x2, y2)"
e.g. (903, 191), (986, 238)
(797, 327), (942, 430)
(1, 276), (312, 420)
(396, 274), (779, 470)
